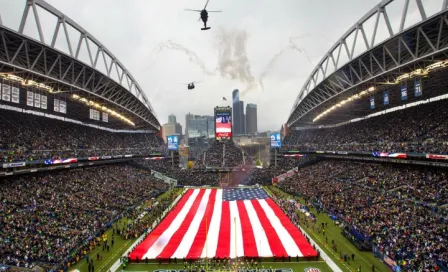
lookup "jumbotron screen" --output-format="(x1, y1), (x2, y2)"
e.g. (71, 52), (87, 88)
(215, 108), (232, 139)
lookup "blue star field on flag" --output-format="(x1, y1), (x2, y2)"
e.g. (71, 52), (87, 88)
(222, 188), (270, 201)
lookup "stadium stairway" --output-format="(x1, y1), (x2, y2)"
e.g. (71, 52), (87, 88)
(222, 143), (226, 167)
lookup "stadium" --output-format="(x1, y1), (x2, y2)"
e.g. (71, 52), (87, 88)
(0, 1), (447, 272)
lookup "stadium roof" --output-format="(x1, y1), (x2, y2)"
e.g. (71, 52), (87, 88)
(0, 0), (160, 130)
(287, 0), (448, 128)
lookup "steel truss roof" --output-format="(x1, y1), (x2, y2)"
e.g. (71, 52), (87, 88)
(288, 0), (448, 127)
(0, 0), (160, 129)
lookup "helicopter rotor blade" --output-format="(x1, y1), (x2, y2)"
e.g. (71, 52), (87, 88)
(203, 0), (210, 10)
(207, 10), (222, 12)
(184, 9), (202, 12)
(198, 16), (201, 22)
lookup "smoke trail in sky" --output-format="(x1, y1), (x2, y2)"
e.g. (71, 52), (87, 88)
(147, 40), (216, 75)
(259, 35), (313, 91)
(215, 28), (257, 94)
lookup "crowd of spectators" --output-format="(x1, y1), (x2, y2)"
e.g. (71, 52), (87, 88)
(0, 165), (168, 270)
(223, 141), (245, 167)
(195, 141), (251, 168)
(278, 160), (448, 271)
(283, 99), (448, 154)
(134, 160), (222, 187)
(0, 110), (164, 163)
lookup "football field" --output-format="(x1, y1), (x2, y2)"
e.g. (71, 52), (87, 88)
(71, 186), (388, 272)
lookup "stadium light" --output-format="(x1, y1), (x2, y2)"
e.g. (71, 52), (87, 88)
(313, 60), (448, 122)
(313, 86), (375, 122)
(71, 94), (135, 126)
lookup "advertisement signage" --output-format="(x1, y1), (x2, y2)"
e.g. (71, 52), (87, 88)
(2, 162), (26, 168)
(270, 133), (281, 148)
(215, 107), (232, 139)
(167, 135), (179, 151)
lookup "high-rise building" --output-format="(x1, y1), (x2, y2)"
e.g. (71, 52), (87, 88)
(168, 114), (176, 124)
(246, 103), (257, 135)
(185, 113), (214, 159)
(232, 89), (246, 135)
(237, 100), (245, 135)
(232, 89), (241, 135)
(162, 114), (182, 142)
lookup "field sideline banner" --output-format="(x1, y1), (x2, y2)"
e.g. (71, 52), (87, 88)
(3, 162), (26, 168)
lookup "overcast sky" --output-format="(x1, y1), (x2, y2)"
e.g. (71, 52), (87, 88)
(1, 0), (442, 131)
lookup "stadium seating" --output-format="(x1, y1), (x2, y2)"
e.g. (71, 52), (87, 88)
(0, 165), (168, 270)
(0, 109), (164, 163)
(283, 99), (448, 154)
(277, 160), (448, 271)
(195, 141), (250, 168)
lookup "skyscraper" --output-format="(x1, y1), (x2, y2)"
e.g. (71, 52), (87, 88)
(246, 103), (257, 135)
(238, 100), (245, 134)
(232, 89), (241, 135)
(162, 114), (182, 142)
(168, 114), (176, 124)
(232, 89), (247, 135)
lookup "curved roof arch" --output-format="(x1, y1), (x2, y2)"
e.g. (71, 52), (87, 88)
(288, 0), (448, 127)
(0, 0), (160, 129)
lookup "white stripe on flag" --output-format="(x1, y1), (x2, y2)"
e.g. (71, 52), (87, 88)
(244, 200), (272, 257)
(258, 199), (303, 257)
(143, 189), (200, 259)
(200, 189), (222, 258)
(228, 199), (238, 258)
(229, 201), (245, 257)
(172, 189), (212, 259)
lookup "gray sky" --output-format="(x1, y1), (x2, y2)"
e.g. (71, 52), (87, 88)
(1, 0), (442, 131)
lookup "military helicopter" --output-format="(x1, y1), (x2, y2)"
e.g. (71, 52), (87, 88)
(185, 0), (222, 30)
(183, 81), (201, 90)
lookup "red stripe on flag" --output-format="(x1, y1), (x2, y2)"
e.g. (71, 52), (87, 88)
(265, 199), (317, 257)
(157, 189), (207, 259)
(250, 199), (288, 258)
(236, 201), (258, 257)
(215, 201), (231, 258)
(186, 189), (218, 259)
(129, 189), (194, 260)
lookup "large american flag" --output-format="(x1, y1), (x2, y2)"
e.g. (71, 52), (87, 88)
(129, 188), (317, 260)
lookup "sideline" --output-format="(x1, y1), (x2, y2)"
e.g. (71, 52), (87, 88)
(264, 187), (343, 272)
(109, 189), (186, 272)
(296, 224), (343, 272)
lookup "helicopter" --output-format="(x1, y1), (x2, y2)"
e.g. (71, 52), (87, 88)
(183, 81), (201, 90)
(185, 0), (222, 30)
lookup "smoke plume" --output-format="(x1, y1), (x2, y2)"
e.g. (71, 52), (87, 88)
(259, 35), (313, 91)
(147, 40), (215, 75)
(215, 28), (257, 94)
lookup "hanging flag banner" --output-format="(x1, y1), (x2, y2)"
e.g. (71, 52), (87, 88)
(11, 87), (20, 104)
(27, 91), (34, 106)
(414, 78), (422, 97)
(400, 85), (407, 100)
(2, 84), (11, 102)
(370, 96), (375, 109)
(383, 91), (389, 105)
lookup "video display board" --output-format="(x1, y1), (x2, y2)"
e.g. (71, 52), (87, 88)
(270, 133), (281, 148)
(167, 135), (179, 151)
(215, 106), (232, 140)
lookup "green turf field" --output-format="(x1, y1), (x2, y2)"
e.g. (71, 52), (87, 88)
(70, 186), (389, 272)
(71, 189), (183, 272)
